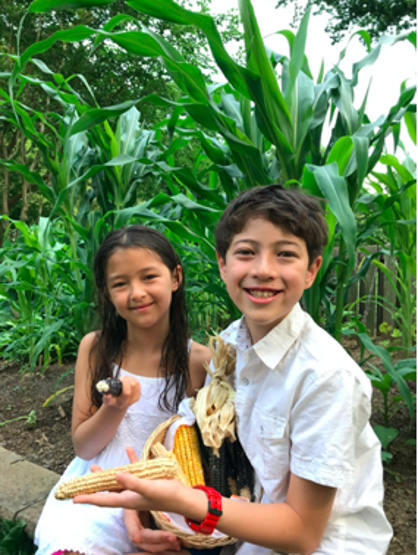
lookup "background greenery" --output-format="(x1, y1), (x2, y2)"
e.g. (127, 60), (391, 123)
(0, 0), (416, 458)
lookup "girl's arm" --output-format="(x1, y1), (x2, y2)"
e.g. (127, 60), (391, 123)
(72, 332), (140, 460)
(75, 471), (336, 554)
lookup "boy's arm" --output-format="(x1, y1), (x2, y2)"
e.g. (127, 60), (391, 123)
(75, 471), (336, 554)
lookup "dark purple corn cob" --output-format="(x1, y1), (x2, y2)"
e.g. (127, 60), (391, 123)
(96, 378), (123, 396)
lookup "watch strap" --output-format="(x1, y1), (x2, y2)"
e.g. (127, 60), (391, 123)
(185, 485), (223, 535)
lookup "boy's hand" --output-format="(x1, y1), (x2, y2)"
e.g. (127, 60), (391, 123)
(74, 473), (188, 512)
(102, 376), (140, 409)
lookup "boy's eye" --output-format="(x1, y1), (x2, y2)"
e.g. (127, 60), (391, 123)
(235, 248), (254, 256)
(278, 251), (296, 258)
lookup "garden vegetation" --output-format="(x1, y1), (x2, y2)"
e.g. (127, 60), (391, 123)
(0, 0), (416, 467)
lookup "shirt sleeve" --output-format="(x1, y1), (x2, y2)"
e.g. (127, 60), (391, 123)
(289, 365), (372, 489)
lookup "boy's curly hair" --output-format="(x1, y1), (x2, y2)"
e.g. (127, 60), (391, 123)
(215, 185), (329, 265)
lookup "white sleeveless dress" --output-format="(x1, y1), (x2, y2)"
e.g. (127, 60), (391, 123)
(34, 367), (177, 555)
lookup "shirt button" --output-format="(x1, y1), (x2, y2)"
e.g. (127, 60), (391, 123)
(241, 378), (249, 386)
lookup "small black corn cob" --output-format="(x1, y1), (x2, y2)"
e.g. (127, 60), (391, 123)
(96, 378), (123, 396)
(232, 437), (255, 501)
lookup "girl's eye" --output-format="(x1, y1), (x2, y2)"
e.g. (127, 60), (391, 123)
(112, 281), (126, 288)
(144, 274), (157, 281)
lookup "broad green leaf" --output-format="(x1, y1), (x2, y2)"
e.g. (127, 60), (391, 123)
(29, 0), (114, 12)
(373, 426), (399, 450)
(69, 100), (139, 135)
(308, 163), (357, 274)
(127, 0), (250, 98)
(286, 6), (311, 101)
(326, 137), (353, 175)
(356, 332), (415, 420)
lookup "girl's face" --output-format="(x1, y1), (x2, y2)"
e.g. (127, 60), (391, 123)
(105, 247), (181, 334)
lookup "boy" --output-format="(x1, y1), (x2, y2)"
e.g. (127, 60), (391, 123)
(76, 185), (393, 554)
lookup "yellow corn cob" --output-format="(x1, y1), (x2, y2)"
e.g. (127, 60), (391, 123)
(55, 458), (179, 500)
(173, 425), (205, 487)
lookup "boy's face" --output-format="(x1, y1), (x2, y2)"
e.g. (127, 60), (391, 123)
(217, 217), (322, 344)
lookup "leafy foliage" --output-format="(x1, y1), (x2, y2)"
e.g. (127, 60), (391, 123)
(0, 519), (35, 555)
(276, 0), (417, 43)
(0, 0), (416, 460)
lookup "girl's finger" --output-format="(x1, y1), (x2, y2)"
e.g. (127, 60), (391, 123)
(90, 464), (102, 473)
(136, 527), (181, 551)
(125, 446), (139, 463)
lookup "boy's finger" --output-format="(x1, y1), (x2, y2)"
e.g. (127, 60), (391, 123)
(114, 471), (146, 493)
(74, 488), (143, 509)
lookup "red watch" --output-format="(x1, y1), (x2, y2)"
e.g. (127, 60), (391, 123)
(185, 485), (223, 535)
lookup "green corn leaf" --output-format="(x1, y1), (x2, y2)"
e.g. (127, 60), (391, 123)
(404, 110), (417, 145)
(29, 0), (114, 12)
(69, 100), (139, 135)
(308, 162), (357, 275)
(373, 425), (399, 450)
(356, 332), (415, 420)
(30, 319), (65, 371)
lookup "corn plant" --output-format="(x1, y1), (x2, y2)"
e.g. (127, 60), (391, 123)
(360, 148), (416, 354)
(1, 0), (416, 367)
(0, 216), (84, 371)
(343, 329), (416, 461)
(19, 0), (415, 341)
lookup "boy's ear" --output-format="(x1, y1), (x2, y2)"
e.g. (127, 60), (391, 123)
(216, 253), (227, 282)
(172, 264), (183, 292)
(304, 256), (322, 289)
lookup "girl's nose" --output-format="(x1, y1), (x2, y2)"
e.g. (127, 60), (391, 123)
(130, 281), (146, 300)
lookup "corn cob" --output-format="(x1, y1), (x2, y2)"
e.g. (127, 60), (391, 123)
(96, 378), (123, 396)
(173, 424), (205, 487)
(55, 458), (178, 500)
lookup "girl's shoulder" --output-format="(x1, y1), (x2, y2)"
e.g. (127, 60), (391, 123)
(77, 330), (100, 358)
(189, 339), (211, 364)
(188, 340), (212, 393)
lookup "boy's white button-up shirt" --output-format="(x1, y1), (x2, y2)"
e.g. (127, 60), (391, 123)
(220, 303), (392, 555)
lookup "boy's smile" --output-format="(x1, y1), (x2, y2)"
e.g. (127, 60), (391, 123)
(217, 217), (322, 344)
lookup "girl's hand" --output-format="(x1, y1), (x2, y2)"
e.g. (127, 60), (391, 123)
(102, 376), (140, 409)
(124, 509), (182, 552)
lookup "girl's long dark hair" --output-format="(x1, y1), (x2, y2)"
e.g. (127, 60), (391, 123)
(89, 225), (190, 413)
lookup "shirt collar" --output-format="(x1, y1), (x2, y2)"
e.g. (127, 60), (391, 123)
(235, 303), (307, 370)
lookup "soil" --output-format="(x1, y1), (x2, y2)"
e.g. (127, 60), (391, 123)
(0, 352), (416, 554)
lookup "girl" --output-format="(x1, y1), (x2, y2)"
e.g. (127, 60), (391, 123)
(34, 225), (211, 555)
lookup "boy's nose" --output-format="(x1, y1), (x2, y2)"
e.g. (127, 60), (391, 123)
(251, 254), (276, 279)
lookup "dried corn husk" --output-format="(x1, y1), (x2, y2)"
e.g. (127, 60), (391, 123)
(191, 335), (236, 455)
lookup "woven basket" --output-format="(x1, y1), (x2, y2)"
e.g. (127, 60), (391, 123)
(140, 414), (237, 549)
